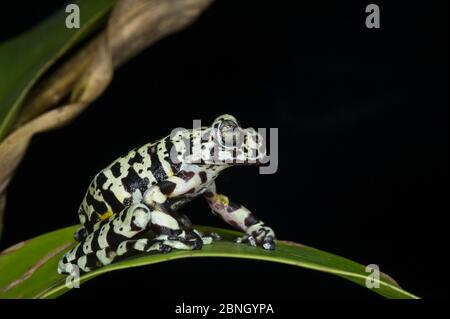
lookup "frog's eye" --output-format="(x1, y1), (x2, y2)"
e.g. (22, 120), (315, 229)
(213, 116), (241, 149)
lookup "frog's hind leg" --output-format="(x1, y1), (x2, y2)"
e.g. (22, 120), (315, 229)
(60, 232), (211, 274)
(58, 203), (153, 274)
(58, 204), (209, 274)
(60, 237), (172, 273)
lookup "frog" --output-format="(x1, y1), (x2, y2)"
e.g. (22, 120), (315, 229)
(58, 114), (276, 275)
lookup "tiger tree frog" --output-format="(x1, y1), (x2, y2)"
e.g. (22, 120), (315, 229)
(58, 114), (276, 274)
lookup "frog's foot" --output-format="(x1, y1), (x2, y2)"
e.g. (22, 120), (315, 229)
(116, 237), (179, 257)
(192, 229), (221, 245)
(162, 228), (220, 249)
(58, 205), (220, 274)
(169, 229), (204, 249)
(235, 224), (276, 250)
(119, 232), (212, 257)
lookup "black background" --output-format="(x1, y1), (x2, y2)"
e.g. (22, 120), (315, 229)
(0, 1), (447, 300)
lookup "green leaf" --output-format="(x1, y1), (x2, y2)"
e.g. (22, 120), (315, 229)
(0, 225), (419, 299)
(0, 0), (117, 141)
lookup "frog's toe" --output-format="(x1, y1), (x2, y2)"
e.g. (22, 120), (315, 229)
(262, 236), (276, 250)
(247, 235), (257, 247)
(205, 231), (222, 241)
(158, 243), (173, 254)
(192, 238), (203, 250)
(184, 230), (204, 249)
(193, 230), (221, 245)
(236, 232), (275, 250)
(252, 226), (276, 249)
(235, 235), (245, 244)
(236, 234), (257, 247)
(199, 236), (213, 245)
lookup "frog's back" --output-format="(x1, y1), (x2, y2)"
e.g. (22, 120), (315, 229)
(78, 139), (181, 233)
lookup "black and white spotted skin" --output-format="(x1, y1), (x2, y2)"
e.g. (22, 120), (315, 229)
(58, 114), (276, 274)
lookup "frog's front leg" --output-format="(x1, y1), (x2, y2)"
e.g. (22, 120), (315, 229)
(204, 183), (276, 250)
(143, 175), (220, 246)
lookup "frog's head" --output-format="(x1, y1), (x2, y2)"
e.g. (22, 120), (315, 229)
(194, 114), (266, 166)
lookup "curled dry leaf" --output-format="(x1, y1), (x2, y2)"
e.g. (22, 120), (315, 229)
(0, 0), (214, 237)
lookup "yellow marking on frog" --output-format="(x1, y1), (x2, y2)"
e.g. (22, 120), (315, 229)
(98, 210), (113, 221)
(161, 160), (174, 177)
(215, 194), (229, 206)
